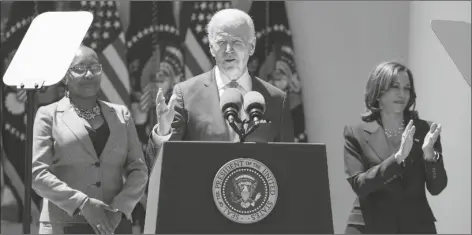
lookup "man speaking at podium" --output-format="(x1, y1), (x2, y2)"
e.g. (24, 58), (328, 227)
(145, 8), (294, 170)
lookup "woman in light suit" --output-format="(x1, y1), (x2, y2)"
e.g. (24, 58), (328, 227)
(32, 45), (148, 234)
(343, 61), (448, 234)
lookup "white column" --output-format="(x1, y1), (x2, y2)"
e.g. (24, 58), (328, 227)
(408, 1), (471, 234)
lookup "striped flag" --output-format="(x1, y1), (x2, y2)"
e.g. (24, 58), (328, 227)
(248, 1), (308, 142)
(180, 1), (232, 79)
(75, 0), (130, 106)
(124, 3), (156, 229)
(127, 1), (184, 151)
(126, 2), (185, 231)
(126, 1), (156, 145)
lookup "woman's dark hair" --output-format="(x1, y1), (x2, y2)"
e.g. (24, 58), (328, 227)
(361, 61), (419, 123)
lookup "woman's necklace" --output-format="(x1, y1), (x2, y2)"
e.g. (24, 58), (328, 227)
(384, 121), (405, 138)
(68, 95), (101, 120)
(74, 104), (101, 120)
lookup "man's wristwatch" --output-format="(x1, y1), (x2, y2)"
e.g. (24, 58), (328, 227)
(75, 197), (90, 216)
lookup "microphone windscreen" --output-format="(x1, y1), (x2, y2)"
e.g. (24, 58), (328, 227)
(220, 88), (243, 111)
(243, 91), (266, 113)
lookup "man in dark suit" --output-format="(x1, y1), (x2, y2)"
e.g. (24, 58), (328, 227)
(145, 8), (294, 170)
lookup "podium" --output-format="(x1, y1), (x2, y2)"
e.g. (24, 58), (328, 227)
(144, 141), (334, 234)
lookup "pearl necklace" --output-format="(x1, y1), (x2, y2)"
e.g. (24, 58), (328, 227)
(384, 122), (405, 138)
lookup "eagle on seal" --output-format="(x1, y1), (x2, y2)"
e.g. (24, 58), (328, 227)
(230, 174), (262, 208)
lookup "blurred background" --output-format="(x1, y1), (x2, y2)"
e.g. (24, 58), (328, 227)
(1, 1), (470, 234)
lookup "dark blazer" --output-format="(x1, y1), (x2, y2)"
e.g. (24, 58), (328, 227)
(145, 68), (294, 169)
(343, 118), (447, 234)
(32, 98), (148, 225)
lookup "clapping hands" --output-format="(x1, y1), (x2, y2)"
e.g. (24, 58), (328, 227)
(422, 123), (442, 160)
(395, 120), (416, 164)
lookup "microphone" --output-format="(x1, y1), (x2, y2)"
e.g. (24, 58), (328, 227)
(242, 91), (267, 139)
(243, 91), (266, 125)
(220, 88), (244, 137)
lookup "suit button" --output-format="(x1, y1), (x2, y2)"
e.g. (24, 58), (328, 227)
(95, 182), (101, 187)
(94, 162), (100, 167)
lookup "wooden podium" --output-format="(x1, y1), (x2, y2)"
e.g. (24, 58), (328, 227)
(144, 141), (334, 234)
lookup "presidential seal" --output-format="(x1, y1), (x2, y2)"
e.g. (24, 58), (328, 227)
(212, 158), (278, 224)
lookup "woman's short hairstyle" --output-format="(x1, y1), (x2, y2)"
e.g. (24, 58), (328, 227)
(361, 61), (418, 123)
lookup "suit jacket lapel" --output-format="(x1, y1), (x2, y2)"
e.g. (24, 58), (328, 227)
(364, 121), (391, 161)
(408, 118), (424, 164)
(246, 76), (271, 130)
(251, 75), (271, 109)
(58, 98), (98, 160)
(97, 101), (117, 159)
(201, 68), (231, 141)
(242, 76), (278, 142)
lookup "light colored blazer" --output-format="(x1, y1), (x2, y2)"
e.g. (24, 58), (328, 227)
(32, 97), (148, 224)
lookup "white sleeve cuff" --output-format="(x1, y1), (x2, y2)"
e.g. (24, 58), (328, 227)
(151, 126), (172, 145)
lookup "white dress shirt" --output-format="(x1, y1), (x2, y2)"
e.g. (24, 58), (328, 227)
(215, 65), (252, 97)
(216, 66), (252, 141)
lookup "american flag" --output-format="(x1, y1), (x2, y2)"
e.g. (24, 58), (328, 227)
(79, 0), (130, 106)
(248, 1), (308, 142)
(182, 1), (232, 79)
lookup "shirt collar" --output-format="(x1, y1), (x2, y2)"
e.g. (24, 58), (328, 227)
(214, 66), (252, 92)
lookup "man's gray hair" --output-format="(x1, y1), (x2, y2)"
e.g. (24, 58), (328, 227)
(206, 8), (256, 44)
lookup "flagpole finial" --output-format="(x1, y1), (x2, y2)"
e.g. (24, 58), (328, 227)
(55, 1), (71, 11)
(33, 1), (38, 17)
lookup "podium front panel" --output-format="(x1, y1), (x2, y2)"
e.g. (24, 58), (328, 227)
(152, 141), (333, 234)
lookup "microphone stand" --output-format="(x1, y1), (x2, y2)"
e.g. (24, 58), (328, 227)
(227, 116), (246, 142)
(19, 82), (41, 234)
(239, 118), (269, 143)
(23, 87), (37, 234)
(240, 119), (259, 142)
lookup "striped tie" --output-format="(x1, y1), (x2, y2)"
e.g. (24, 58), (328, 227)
(226, 80), (246, 95)
(227, 80), (239, 88)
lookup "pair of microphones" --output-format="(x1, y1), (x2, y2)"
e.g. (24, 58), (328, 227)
(220, 88), (268, 142)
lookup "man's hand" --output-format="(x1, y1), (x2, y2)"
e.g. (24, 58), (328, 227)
(155, 88), (178, 135)
(80, 198), (117, 234)
(106, 210), (123, 232)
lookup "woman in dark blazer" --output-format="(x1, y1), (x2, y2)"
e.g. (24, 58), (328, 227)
(343, 61), (448, 234)
(32, 45), (148, 234)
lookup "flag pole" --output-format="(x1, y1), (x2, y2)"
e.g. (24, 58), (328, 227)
(0, 1), (7, 204)
(0, 80), (4, 198)
(264, 1), (269, 58)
